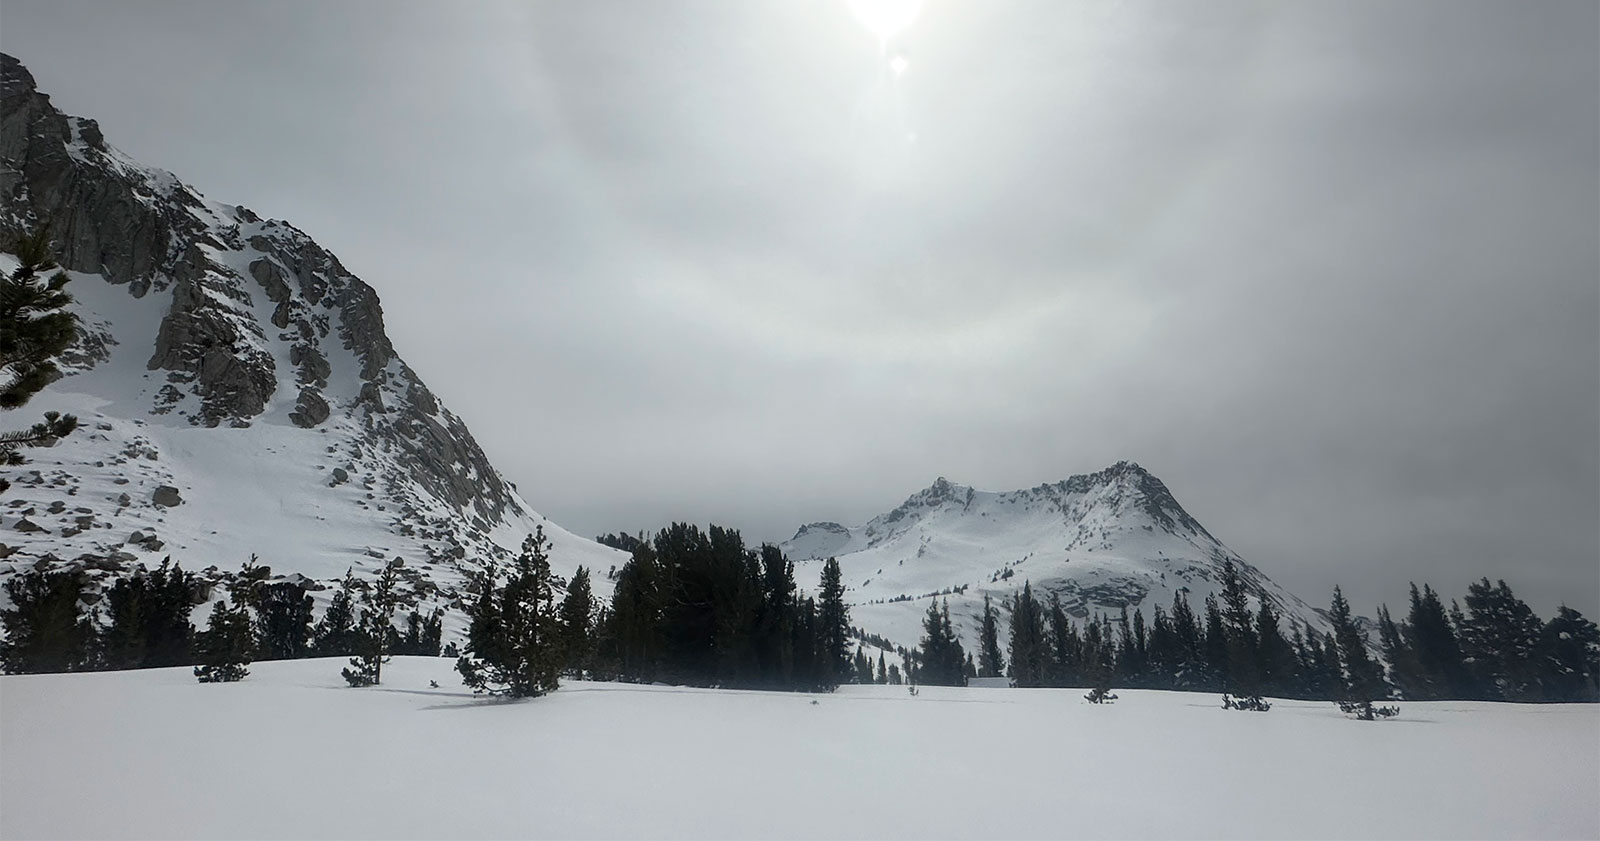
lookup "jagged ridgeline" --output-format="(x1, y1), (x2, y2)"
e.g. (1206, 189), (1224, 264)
(0, 53), (626, 617)
(783, 462), (1336, 653)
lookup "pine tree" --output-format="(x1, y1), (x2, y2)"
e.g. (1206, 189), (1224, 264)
(610, 542), (662, 681)
(756, 544), (798, 688)
(1329, 586), (1393, 719)
(916, 598), (966, 686)
(1218, 559), (1261, 702)
(1401, 582), (1469, 699)
(193, 597), (254, 683)
(396, 608), (444, 656)
(0, 568), (95, 673)
(1007, 582), (1047, 687)
(1046, 592), (1076, 688)
(877, 651), (887, 684)
(558, 565), (594, 676)
(1202, 594), (1228, 691)
(1170, 590), (1204, 689)
(1146, 604), (1176, 687)
(1254, 600), (1296, 698)
(97, 558), (195, 670)
(254, 581), (315, 661)
(977, 593), (1005, 678)
(1082, 615), (1116, 703)
(1538, 606), (1600, 702)
(1375, 603), (1420, 698)
(1128, 607), (1149, 687)
(343, 558), (411, 687)
(457, 528), (563, 697)
(311, 569), (359, 656)
(1458, 578), (1545, 701)
(817, 557), (850, 689)
(1, 229), (80, 493)
(100, 570), (151, 670)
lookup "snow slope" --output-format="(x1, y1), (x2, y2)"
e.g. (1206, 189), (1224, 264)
(0, 55), (627, 627)
(784, 464), (1332, 653)
(2, 658), (1595, 840)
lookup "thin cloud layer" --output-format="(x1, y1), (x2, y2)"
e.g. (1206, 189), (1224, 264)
(3, 0), (1595, 614)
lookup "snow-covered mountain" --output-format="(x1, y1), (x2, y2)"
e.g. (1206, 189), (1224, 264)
(0, 54), (625, 618)
(784, 462), (1332, 652)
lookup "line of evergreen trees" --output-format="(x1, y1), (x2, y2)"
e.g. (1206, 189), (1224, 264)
(6, 542), (1594, 707)
(979, 561), (1598, 704)
(0, 557), (445, 679)
(596, 523), (856, 691)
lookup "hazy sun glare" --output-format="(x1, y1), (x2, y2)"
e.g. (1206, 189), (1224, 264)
(848, 0), (923, 45)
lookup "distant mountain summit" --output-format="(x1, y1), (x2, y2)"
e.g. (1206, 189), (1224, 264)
(0, 54), (623, 608)
(783, 462), (1330, 651)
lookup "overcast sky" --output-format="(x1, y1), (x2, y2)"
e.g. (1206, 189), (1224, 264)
(4, 0), (1596, 615)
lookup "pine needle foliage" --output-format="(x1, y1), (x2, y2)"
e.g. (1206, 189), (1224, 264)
(457, 527), (563, 698)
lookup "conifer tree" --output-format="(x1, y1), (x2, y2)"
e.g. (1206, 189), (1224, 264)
(916, 598), (966, 686)
(97, 558), (195, 670)
(1146, 604), (1176, 686)
(610, 542), (662, 681)
(977, 593), (1005, 678)
(877, 651), (887, 684)
(1538, 606), (1600, 702)
(1081, 614), (1108, 691)
(1, 229), (79, 493)
(1127, 607), (1149, 687)
(1254, 600), (1296, 698)
(0, 568), (94, 673)
(147, 559), (197, 667)
(100, 570), (151, 670)
(343, 558), (411, 687)
(193, 596), (254, 683)
(1218, 560), (1261, 702)
(396, 608), (444, 656)
(1375, 603), (1421, 698)
(1007, 583), (1047, 687)
(1082, 614), (1117, 703)
(1046, 592), (1076, 687)
(254, 581), (315, 661)
(1202, 595), (1228, 691)
(1458, 578), (1544, 701)
(98, 559), (193, 671)
(756, 544), (798, 687)
(1329, 586), (1393, 718)
(817, 557), (851, 688)
(1170, 591), (1204, 688)
(311, 569), (359, 656)
(559, 565), (595, 676)
(1400, 582), (1468, 699)
(457, 528), (562, 697)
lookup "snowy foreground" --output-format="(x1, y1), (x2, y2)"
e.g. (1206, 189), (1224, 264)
(3, 658), (1596, 840)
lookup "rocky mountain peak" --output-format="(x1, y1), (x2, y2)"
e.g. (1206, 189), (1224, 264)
(791, 521), (848, 540)
(0, 54), (624, 598)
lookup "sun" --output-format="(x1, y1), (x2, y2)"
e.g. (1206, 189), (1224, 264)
(848, 0), (923, 46)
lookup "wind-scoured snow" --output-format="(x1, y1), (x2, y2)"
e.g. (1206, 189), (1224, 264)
(2, 658), (1595, 840)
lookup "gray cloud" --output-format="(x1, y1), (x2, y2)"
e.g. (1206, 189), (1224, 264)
(3, 0), (1595, 616)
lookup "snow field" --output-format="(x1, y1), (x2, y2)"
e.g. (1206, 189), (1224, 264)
(2, 657), (1596, 840)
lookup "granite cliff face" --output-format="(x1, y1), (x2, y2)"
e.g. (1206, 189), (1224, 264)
(0, 54), (622, 609)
